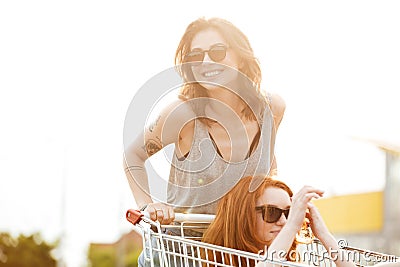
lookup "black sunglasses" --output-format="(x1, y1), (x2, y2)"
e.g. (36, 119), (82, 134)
(255, 205), (290, 223)
(184, 44), (228, 65)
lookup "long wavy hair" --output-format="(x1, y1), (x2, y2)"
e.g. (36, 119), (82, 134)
(175, 17), (267, 121)
(202, 175), (297, 266)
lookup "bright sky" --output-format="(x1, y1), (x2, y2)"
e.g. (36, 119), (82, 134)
(1, 1), (400, 267)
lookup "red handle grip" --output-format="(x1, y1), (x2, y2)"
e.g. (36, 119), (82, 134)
(126, 209), (143, 225)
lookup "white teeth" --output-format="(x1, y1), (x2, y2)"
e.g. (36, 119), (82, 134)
(204, 70), (221, 77)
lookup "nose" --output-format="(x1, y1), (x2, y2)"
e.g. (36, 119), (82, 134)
(202, 51), (213, 63)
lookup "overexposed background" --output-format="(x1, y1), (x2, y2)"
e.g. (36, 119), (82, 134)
(1, 1), (399, 266)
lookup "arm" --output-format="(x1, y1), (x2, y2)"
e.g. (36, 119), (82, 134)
(123, 98), (195, 223)
(267, 186), (324, 260)
(268, 93), (286, 173)
(256, 186), (323, 267)
(269, 93), (286, 132)
(308, 203), (356, 267)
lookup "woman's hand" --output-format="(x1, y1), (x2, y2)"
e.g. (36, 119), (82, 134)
(307, 203), (358, 267)
(288, 186), (324, 231)
(143, 202), (175, 224)
(307, 202), (330, 242)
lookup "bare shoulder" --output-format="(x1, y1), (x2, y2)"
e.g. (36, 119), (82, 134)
(263, 92), (285, 130)
(268, 93), (286, 118)
(159, 97), (196, 125)
(158, 97), (196, 157)
(156, 97), (196, 139)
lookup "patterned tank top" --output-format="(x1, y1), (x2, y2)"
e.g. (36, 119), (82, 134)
(167, 104), (275, 214)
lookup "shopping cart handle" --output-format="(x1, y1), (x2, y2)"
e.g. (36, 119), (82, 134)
(174, 213), (215, 223)
(126, 209), (143, 225)
(126, 209), (215, 225)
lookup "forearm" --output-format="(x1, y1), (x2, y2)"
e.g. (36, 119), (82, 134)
(308, 203), (356, 267)
(266, 224), (298, 260)
(123, 158), (153, 208)
(319, 234), (356, 267)
(256, 226), (297, 267)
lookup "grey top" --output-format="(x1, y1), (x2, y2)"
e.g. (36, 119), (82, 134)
(167, 105), (275, 214)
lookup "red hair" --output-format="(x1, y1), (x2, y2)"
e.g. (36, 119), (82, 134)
(202, 175), (297, 265)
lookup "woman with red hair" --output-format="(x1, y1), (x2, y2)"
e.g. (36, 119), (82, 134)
(202, 175), (356, 267)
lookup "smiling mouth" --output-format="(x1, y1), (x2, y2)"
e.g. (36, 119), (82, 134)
(202, 70), (223, 78)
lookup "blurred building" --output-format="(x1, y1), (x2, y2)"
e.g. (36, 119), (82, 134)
(314, 140), (400, 256)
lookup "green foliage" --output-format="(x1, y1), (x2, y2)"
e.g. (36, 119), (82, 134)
(123, 250), (141, 267)
(0, 232), (58, 267)
(87, 245), (116, 267)
(87, 231), (142, 267)
(87, 243), (141, 267)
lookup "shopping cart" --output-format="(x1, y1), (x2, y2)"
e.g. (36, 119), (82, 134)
(126, 209), (399, 267)
(299, 239), (399, 267)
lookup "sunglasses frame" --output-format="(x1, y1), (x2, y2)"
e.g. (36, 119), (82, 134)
(255, 205), (290, 223)
(184, 44), (228, 65)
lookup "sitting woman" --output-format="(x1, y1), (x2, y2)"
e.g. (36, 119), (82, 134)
(202, 175), (356, 267)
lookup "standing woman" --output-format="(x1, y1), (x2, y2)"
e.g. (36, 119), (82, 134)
(123, 17), (285, 224)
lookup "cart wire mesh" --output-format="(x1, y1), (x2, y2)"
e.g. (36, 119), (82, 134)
(126, 209), (399, 267)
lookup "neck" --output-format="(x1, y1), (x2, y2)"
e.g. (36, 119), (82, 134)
(207, 87), (246, 117)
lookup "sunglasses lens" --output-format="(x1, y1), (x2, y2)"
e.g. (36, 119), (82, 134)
(209, 46), (226, 62)
(184, 45), (227, 65)
(266, 206), (282, 223)
(257, 205), (290, 223)
(283, 209), (290, 219)
(184, 51), (204, 64)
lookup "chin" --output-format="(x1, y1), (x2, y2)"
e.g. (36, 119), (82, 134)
(199, 82), (218, 90)
(199, 82), (226, 92)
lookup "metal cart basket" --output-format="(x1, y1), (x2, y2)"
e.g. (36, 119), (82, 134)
(126, 209), (399, 267)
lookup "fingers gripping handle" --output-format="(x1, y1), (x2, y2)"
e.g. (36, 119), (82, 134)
(126, 209), (215, 225)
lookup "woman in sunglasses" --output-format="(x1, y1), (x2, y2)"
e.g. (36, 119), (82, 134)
(124, 17), (285, 224)
(125, 18), (286, 267)
(126, 17), (286, 267)
(202, 175), (356, 267)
